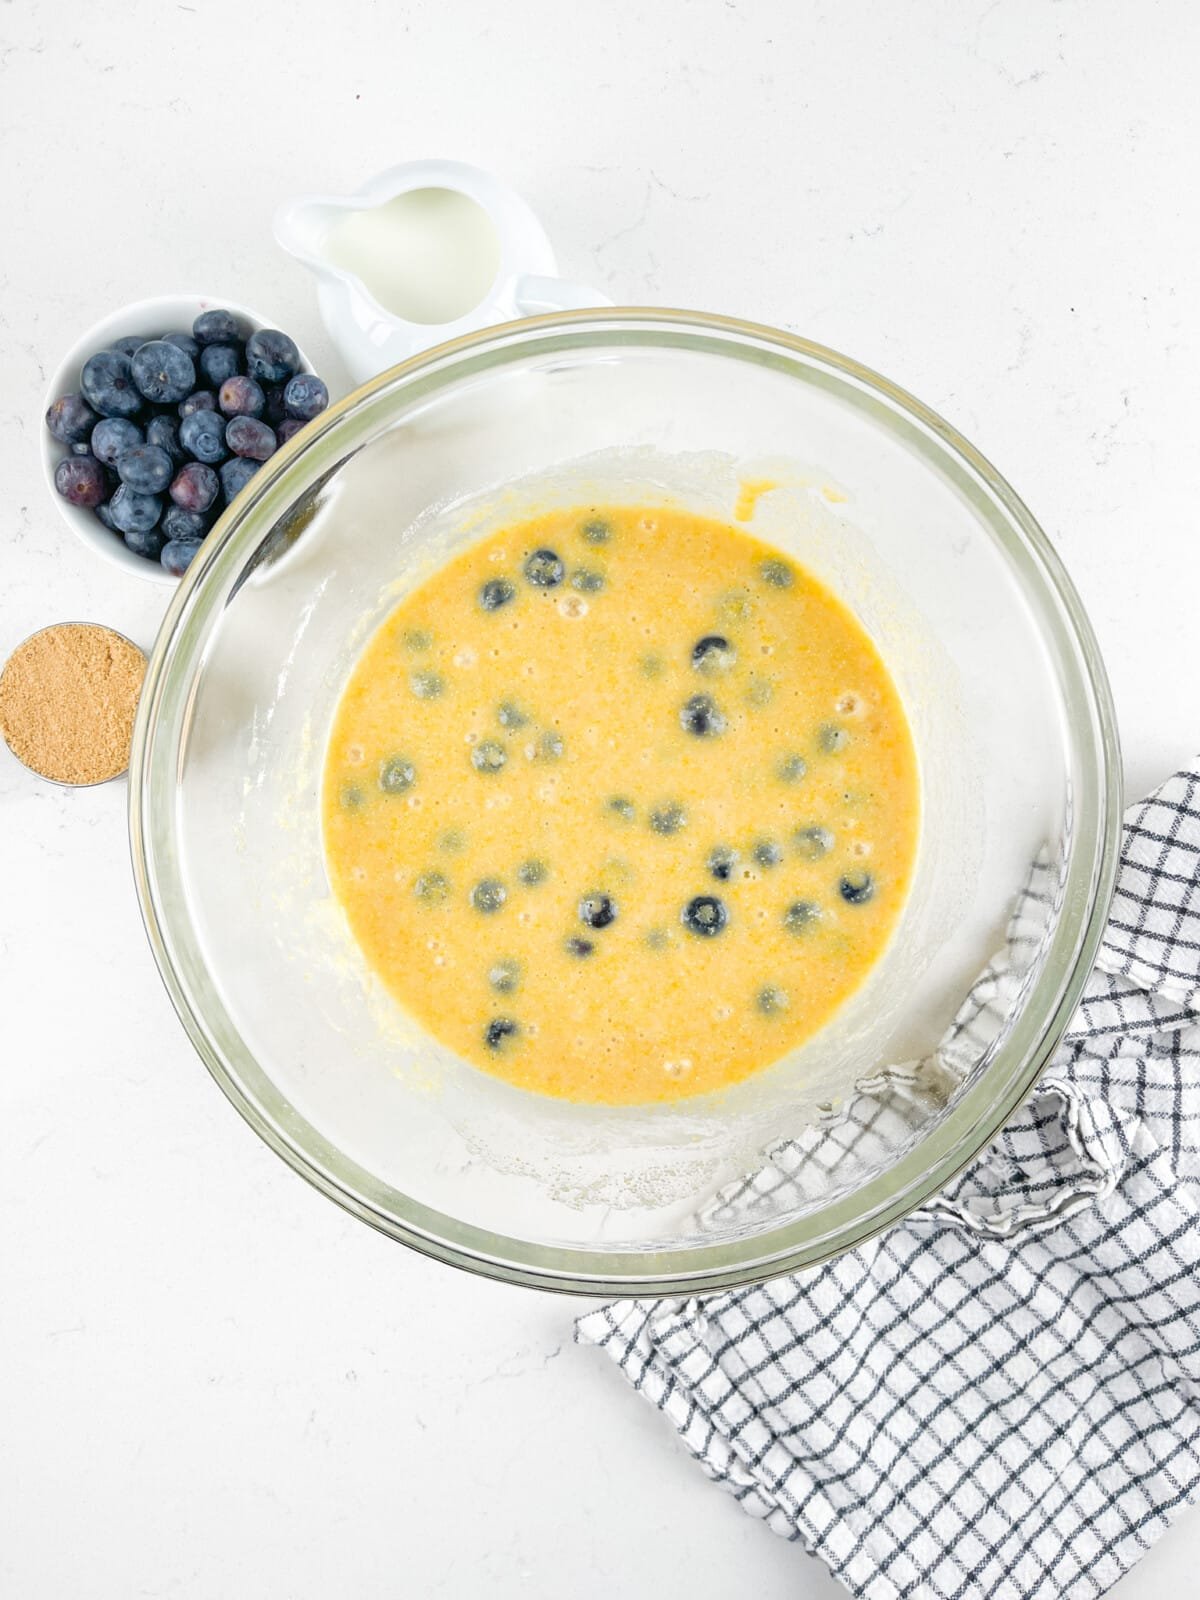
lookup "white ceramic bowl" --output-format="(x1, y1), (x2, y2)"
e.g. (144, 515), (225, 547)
(40, 293), (314, 587)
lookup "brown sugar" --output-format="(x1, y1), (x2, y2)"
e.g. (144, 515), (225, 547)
(0, 623), (147, 785)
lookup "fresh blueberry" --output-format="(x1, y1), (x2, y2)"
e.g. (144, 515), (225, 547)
(496, 700), (528, 729)
(409, 669), (444, 700)
(169, 462), (219, 513)
(682, 895), (728, 937)
(45, 392), (98, 445)
(178, 390), (217, 419)
(470, 878), (507, 914)
(413, 870), (450, 904)
(200, 343), (242, 389)
(517, 858), (547, 886)
(226, 415), (277, 461)
(839, 872), (876, 905)
(161, 505), (210, 542)
(94, 500), (120, 533)
(691, 635), (736, 674)
(794, 825), (834, 860)
(283, 372), (329, 420)
(276, 418), (305, 445)
(650, 801), (687, 835)
(783, 900), (821, 934)
(123, 524), (167, 561)
(757, 986), (790, 1015)
(759, 558), (794, 589)
(130, 340), (196, 404)
(479, 577), (516, 611)
(117, 444), (174, 494)
(679, 693), (726, 737)
(523, 548), (565, 588)
(192, 308), (244, 346)
(245, 328), (300, 383)
(607, 796), (636, 821)
(145, 413), (185, 465)
(484, 1016), (519, 1051)
(752, 838), (784, 869)
(564, 936), (595, 958)
(162, 331), (200, 361)
(108, 484), (163, 534)
(53, 454), (107, 508)
(570, 567), (605, 593)
(471, 739), (507, 774)
(578, 892), (617, 929)
(777, 753), (808, 782)
(707, 845), (738, 881)
(580, 517), (611, 544)
(488, 958), (521, 995)
(90, 416), (143, 467)
(109, 336), (143, 358)
(819, 723), (849, 754)
(538, 730), (564, 761)
(69, 440), (93, 456)
(219, 456), (259, 502)
(379, 756), (416, 793)
(179, 409), (228, 464)
(219, 375), (266, 418)
(80, 350), (143, 418)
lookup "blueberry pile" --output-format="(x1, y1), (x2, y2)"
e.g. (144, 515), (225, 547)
(45, 308), (329, 576)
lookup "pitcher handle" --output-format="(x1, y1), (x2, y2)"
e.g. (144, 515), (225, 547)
(513, 274), (612, 315)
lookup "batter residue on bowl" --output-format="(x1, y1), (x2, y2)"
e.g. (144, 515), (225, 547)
(322, 505), (919, 1105)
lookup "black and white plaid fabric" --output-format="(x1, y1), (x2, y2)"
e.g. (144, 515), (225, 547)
(577, 764), (1200, 1600)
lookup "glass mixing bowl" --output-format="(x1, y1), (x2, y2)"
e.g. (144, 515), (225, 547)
(129, 310), (1121, 1295)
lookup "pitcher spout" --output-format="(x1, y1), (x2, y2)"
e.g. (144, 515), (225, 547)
(273, 197), (346, 274)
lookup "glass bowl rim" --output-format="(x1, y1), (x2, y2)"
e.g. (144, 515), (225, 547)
(128, 306), (1123, 1296)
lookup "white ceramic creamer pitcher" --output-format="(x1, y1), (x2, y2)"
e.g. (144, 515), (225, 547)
(275, 160), (610, 383)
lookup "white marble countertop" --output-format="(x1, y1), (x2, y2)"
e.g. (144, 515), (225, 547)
(3, 2), (1198, 1595)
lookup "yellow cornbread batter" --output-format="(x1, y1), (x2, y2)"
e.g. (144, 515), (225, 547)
(323, 506), (919, 1105)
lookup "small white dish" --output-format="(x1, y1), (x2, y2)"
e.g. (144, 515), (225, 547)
(275, 159), (609, 383)
(41, 293), (314, 586)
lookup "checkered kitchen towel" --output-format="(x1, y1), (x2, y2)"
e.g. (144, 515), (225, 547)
(578, 764), (1200, 1600)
